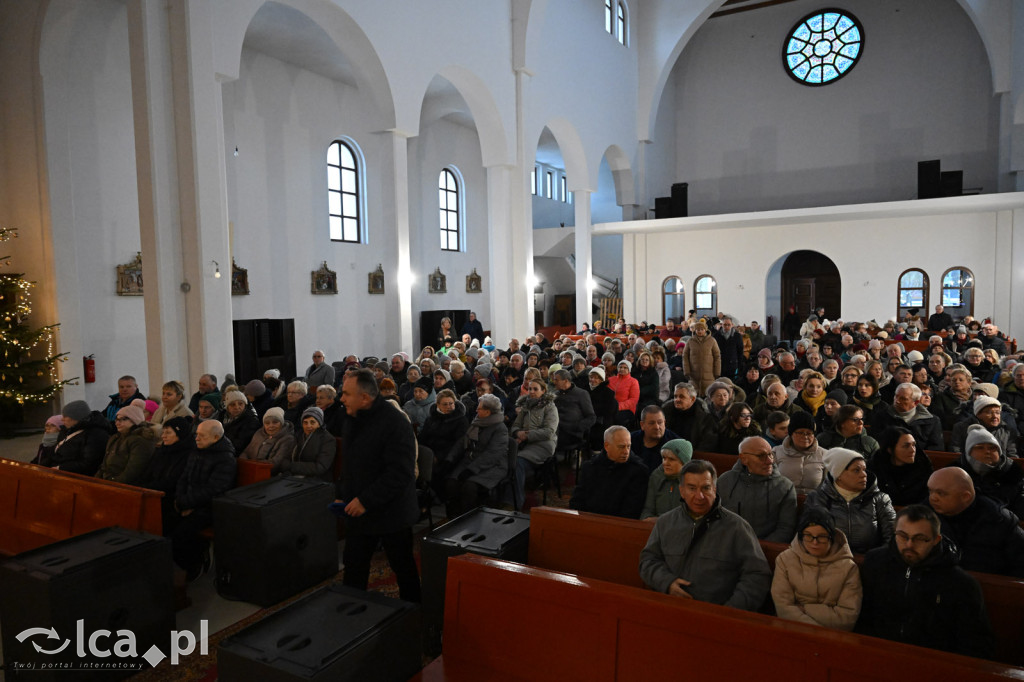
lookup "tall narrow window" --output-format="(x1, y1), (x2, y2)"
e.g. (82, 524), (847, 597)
(616, 2), (627, 45)
(327, 140), (361, 242)
(897, 269), (929, 322)
(663, 277), (685, 325)
(694, 275), (717, 319)
(605, 0), (613, 34)
(560, 175), (567, 203)
(546, 171), (553, 199)
(439, 168), (461, 251)
(531, 167), (537, 195)
(941, 267), (974, 319)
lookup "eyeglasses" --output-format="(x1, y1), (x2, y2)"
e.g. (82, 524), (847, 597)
(742, 451), (774, 461)
(738, 413), (753, 419)
(792, 430), (815, 438)
(847, 417), (865, 423)
(801, 533), (831, 544)
(895, 531), (934, 545)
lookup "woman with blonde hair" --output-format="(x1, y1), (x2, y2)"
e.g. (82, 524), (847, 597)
(150, 380), (193, 433)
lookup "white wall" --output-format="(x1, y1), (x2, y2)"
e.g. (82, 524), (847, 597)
(223, 48), (397, 367)
(408, 117), (490, 346)
(595, 195), (1024, 342)
(40, 0), (156, 406)
(662, 0), (1000, 215)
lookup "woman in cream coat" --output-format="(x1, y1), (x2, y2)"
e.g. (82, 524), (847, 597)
(771, 510), (862, 631)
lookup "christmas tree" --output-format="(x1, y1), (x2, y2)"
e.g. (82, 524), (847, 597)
(0, 226), (76, 427)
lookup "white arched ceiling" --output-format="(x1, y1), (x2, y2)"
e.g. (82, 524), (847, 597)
(601, 144), (635, 206)
(537, 118), (589, 194)
(216, 0), (396, 130)
(422, 65), (511, 169)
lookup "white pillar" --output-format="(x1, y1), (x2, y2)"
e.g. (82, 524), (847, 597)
(486, 164), (516, 344)
(574, 190), (593, 328)
(381, 130), (414, 353)
(127, 0), (188, 391)
(512, 67), (535, 338)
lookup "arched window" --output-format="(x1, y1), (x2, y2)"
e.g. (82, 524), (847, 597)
(662, 277), (685, 325)
(941, 267), (974, 320)
(616, 1), (627, 45)
(439, 168), (464, 251)
(327, 139), (363, 243)
(694, 275), (717, 320)
(897, 268), (929, 322)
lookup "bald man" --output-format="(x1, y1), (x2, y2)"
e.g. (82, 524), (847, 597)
(167, 419), (237, 581)
(927, 467), (1024, 578)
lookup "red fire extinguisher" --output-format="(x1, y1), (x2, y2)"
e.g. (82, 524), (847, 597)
(84, 355), (96, 384)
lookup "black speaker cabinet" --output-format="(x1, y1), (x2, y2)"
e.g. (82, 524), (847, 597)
(213, 477), (337, 607)
(218, 584), (420, 682)
(0, 528), (174, 681)
(420, 507), (529, 654)
(918, 159), (941, 199)
(671, 182), (689, 218)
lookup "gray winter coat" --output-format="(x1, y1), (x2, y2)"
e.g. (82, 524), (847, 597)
(240, 421), (297, 475)
(639, 498), (771, 611)
(511, 393), (559, 464)
(717, 459), (798, 543)
(282, 427), (336, 481)
(804, 472), (896, 555)
(448, 413), (509, 490)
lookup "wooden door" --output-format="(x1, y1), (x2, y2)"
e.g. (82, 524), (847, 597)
(553, 295), (576, 326)
(791, 278), (815, 319)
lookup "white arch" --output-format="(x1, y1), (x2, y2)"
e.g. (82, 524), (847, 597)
(601, 144), (635, 207)
(422, 65), (512, 168)
(536, 118), (589, 194)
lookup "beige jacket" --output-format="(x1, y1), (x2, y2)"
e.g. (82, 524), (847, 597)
(770, 528), (862, 631)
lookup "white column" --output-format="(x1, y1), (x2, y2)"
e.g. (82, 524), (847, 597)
(171, 0), (235, 384)
(512, 67), (535, 338)
(381, 130), (414, 353)
(574, 190), (593, 328)
(1006, 209), (1024, 342)
(127, 0), (188, 392)
(486, 164), (516, 344)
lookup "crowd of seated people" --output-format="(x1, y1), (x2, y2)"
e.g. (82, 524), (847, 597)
(26, 308), (1024, 594)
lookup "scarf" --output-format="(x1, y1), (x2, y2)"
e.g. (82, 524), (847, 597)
(801, 390), (827, 414)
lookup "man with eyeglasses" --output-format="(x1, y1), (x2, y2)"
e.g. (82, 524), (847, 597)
(716, 436), (797, 542)
(872, 383), (944, 451)
(639, 459), (771, 611)
(857, 505), (994, 659)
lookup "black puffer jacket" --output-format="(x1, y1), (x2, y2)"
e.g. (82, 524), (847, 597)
(661, 398), (713, 446)
(137, 436), (194, 502)
(175, 436), (237, 512)
(951, 452), (1024, 519)
(935, 494), (1024, 578)
(337, 396), (418, 535)
(868, 450), (933, 506)
(221, 408), (260, 456)
(282, 427), (336, 481)
(49, 411), (112, 475)
(803, 472), (896, 555)
(554, 384), (596, 447)
(418, 400), (469, 464)
(857, 537), (994, 659)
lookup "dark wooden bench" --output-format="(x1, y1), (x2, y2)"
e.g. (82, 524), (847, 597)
(526, 505), (1024, 667)
(0, 457), (164, 556)
(414, 553), (1021, 681)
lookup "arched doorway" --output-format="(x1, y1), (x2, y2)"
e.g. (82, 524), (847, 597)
(765, 251), (841, 337)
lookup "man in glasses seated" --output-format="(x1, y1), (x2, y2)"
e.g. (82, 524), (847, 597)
(716, 436), (797, 543)
(857, 505), (994, 659)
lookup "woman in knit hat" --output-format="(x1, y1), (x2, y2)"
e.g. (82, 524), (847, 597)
(587, 366), (618, 452)
(803, 448), (896, 554)
(47, 400), (112, 475)
(772, 409), (827, 494)
(220, 389), (260, 454)
(96, 401), (158, 484)
(771, 508), (862, 631)
(33, 415), (65, 467)
(240, 406), (297, 474)
(641, 438), (693, 519)
(402, 377), (436, 432)
(279, 406), (335, 481)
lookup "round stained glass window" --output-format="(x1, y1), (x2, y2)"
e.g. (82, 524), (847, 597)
(783, 9), (863, 86)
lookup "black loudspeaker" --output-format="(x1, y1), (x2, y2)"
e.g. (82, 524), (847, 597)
(654, 196), (672, 219)
(918, 160), (941, 199)
(217, 584), (420, 682)
(941, 170), (963, 197)
(0, 528), (174, 681)
(213, 477), (337, 607)
(671, 182), (689, 218)
(420, 507), (530, 654)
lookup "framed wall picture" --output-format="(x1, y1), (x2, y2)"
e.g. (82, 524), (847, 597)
(231, 258), (249, 295)
(311, 261), (338, 294)
(466, 268), (482, 293)
(429, 267), (446, 294)
(368, 264), (385, 294)
(116, 252), (143, 296)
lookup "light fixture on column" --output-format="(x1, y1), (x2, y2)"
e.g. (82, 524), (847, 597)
(212, 260), (221, 278)
(588, 278), (598, 291)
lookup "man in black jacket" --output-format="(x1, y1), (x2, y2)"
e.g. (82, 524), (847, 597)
(167, 420), (236, 581)
(569, 425), (647, 518)
(927, 467), (1024, 578)
(857, 505), (994, 659)
(712, 316), (744, 380)
(927, 304), (953, 332)
(338, 369), (421, 602)
(553, 370), (596, 451)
